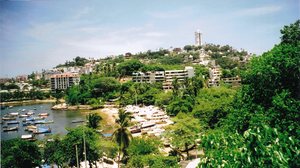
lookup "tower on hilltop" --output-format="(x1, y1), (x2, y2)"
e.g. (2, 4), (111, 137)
(195, 30), (202, 46)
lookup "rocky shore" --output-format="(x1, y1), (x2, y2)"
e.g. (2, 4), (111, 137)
(51, 103), (93, 110)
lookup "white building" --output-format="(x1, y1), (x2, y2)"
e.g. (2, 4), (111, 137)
(50, 73), (80, 91)
(132, 67), (195, 90)
(132, 71), (165, 83)
(208, 66), (222, 87)
(195, 30), (202, 46)
(163, 66), (195, 89)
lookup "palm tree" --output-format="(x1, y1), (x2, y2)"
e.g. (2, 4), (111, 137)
(87, 113), (102, 129)
(112, 109), (132, 167)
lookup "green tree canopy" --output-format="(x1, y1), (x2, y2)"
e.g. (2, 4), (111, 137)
(1, 139), (41, 168)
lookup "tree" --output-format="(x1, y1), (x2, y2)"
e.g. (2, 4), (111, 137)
(113, 109), (132, 165)
(198, 20), (300, 167)
(199, 125), (299, 167)
(184, 45), (193, 52)
(52, 89), (64, 104)
(127, 137), (160, 157)
(117, 59), (144, 77)
(192, 87), (236, 129)
(44, 137), (66, 168)
(92, 77), (121, 98)
(87, 113), (102, 129)
(62, 126), (101, 168)
(166, 113), (201, 160)
(280, 19), (300, 45)
(1, 139), (41, 168)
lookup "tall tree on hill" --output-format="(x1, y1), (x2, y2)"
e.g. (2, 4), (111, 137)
(113, 109), (132, 167)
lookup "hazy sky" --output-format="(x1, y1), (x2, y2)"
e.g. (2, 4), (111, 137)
(0, 0), (299, 77)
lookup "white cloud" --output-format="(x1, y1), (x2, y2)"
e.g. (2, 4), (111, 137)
(26, 21), (168, 58)
(147, 6), (194, 19)
(74, 6), (92, 19)
(237, 5), (282, 16)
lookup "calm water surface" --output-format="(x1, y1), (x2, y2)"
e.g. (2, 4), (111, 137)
(1, 103), (87, 140)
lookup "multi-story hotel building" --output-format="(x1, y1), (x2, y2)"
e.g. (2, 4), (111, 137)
(208, 66), (222, 87)
(132, 71), (165, 83)
(50, 73), (80, 92)
(132, 66), (195, 90)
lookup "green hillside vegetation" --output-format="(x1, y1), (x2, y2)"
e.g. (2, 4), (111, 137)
(2, 21), (299, 168)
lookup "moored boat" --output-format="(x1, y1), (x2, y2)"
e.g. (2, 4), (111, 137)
(3, 126), (18, 132)
(26, 112), (35, 115)
(23, 121), (35, 126)
(38, 113), (49, 117)
(21, 134), (36, 141)
(9, 112), (19, 116)
(24, 117), (35, 122)
(33, 126), (51, 134)
(2, 117), (17, 121)
(33, 117), (45, 120)
(71, 119), (85, 123)
(19, 114), (29, 118)
(25, 125), (37, 132)
(6, 120), (19, 125)
(130, 126), (142, 133)
(140, 122), (156, 129)
(34, 120), (46, 124)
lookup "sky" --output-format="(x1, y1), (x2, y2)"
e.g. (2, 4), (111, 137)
(0, 0), (299, 77)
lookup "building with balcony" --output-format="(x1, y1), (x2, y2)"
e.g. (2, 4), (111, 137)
(132, 71), (165, 83)
(132, 67), (195, 90)
(208, 66), (222, 87)
(50, 73), (80, 92)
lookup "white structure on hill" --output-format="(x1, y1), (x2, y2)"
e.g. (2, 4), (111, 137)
(195, 30), (202, 46)
(132, 67), (195, 90)
(50, 73), (80, 91)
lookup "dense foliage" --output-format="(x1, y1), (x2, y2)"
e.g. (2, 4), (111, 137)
(0, 90), (51, 102)
(56, 56), (88, 67)
(198, 20), (300, 167)
(1, 139), (41, 168)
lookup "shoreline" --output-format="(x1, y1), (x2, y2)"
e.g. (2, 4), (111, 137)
(0, 99), (61, 106)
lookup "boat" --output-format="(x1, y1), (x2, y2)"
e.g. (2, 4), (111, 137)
(25, 125), (37, 132)
(44, 120), (54, 124)
(9, 112), (19, 116)
(71, 119), (85, 123)
(21, 134), (36, 141)
(22, 121), (35, 126)
(140, 122), (156, 129)
(2, 117), (17, 121)
(33, 126), (51, 134)
(9, 105), (13, 108)
(19, 114), (29, 118)
(38, 113), (49, 117)
(33, 117), (45, 120)
(22, 109), (26, 112)
(26, 112), (35, 115)
(6, 121), (19, 125)
(24, 117), (35, 122)
(130, 126), (142, 133)
(34, 120), (46, 124)
(3, 126), (18, 132)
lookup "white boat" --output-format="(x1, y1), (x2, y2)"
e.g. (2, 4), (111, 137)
(19, 114), (29, 118)
(141, 122), (156, 129)
(38, 113), (49, 117)
(21, 134), (36, 141)
(21, 134), (33, 139)
(9, 112), (19, 116)
(26, 112), (35, 115)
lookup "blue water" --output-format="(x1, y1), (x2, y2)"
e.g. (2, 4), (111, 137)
(1, 103), (87, 140)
